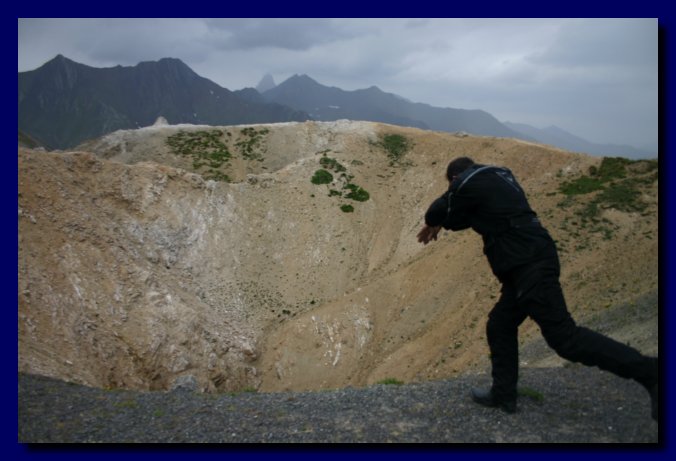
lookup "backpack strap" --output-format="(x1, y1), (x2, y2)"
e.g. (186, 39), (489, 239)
(446, 165), (496, 214)
(452, 165), (496, 193)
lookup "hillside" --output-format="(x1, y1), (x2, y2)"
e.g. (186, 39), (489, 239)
(18, 121), (658, 394)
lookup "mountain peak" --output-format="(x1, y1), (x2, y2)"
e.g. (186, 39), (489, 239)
(40, 54), (80, 70)
(134, 58), (199, 82)
(256, 73), (276, 93)
(156, 57), (188, 66)
(139, 57), (191, 70)
(290, 74), (320, 84)
(269, 74), (325, 93)
(358, 85), (385, 95)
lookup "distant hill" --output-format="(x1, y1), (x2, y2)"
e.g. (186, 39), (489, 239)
(504, 122), (656, 159)
(18, 55), (309, 150)
(262, 74), (527, 139)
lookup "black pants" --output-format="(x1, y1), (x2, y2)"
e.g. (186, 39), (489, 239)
(487, 253), (657, 401)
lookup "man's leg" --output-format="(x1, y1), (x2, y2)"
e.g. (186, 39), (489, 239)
(521, 263), (658, 419)
(476, 281), (527, 411)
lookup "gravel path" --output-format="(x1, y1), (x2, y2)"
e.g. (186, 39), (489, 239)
(19, 365), (658, 443)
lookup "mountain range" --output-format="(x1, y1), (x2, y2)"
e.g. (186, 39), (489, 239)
(503, 122), (655, 159)
(260, 73), (523, 139)
(18, 55), (308, 150)
(258, 74), (655, 159)
(18, 55), (656, 158)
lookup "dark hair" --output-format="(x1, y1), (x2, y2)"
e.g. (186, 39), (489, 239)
(446, 157), (475, 182)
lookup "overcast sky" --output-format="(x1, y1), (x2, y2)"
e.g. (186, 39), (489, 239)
(18, 18), (658, 150)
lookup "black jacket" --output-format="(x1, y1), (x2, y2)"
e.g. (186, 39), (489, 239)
(424, 164), (556, 275)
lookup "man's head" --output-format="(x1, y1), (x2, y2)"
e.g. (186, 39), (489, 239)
(446, 157), (475, 183)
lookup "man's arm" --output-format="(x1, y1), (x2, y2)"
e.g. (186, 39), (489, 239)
(417, 193), (447, 245)
(424, 193), (450, 228)
(418, 187), (476, 244)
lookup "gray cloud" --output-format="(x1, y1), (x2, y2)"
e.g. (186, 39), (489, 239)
(530, 19), (657, 68)
(202, 19), (356, 51)
(18, 18), (658, 150)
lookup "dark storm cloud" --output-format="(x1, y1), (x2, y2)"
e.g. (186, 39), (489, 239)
(18, 18), (213, 69)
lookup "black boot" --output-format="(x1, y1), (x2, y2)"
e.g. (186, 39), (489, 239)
(471, 387), (517, 414)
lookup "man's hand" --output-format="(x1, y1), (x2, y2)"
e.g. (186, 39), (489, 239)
(417, 225), (441, 245)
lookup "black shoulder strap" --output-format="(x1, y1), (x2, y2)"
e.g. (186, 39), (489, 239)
(446, 165), (496, 215)
(451, 165), (496, 193)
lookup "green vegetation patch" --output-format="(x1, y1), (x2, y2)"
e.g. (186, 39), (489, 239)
(596, 181), (643, 212)
(311, 169), (334, 185)
(166, 129), (232, 182)
(235, 126), (269, 161)
(555, 156), (657, 243)
(344, 184), (370, 202)
(311, 154), (371, 213)
(558, 157), (656, 218)
(559, 157), (643, 196)
(379, 133), (411, 165)
(320, 156), (347, 172)
(518, 386), (544, 402)
(559, 176), (604, 195)
(596, 156), (631, 181)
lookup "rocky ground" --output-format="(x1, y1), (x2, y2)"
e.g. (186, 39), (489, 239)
(18, 120), (659, 396)
(18, 365), (659, 443)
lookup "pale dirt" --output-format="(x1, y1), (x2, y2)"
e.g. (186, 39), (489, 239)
(18, 120), (659, 394)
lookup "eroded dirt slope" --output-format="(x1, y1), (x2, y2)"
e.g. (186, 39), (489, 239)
(18, 121), (658, 392)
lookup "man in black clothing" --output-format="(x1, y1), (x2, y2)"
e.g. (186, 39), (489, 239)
(417, 157), (658, 419)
